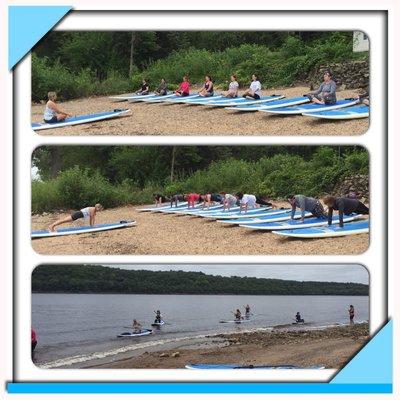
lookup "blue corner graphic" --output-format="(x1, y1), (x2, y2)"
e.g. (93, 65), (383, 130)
(331, 320), (392, 384)
(8, 6), (72, 69)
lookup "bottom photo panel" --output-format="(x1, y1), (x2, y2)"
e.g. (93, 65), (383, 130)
(31, 263), (369, 370)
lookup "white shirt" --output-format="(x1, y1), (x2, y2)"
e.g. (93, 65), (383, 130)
(229, 81), (239, 92)
(241, 194), (256, 206)
(44, 105), (56, 121)
(80, 207), (91, 219)
(250, 80), (262, 96)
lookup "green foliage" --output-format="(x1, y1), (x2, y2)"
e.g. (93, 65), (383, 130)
(32, 31), (364, 100)
(32, 265), (369, 296)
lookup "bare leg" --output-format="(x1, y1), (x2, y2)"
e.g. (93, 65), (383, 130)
(49, 215), (73, 232)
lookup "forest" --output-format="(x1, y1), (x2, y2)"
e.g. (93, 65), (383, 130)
(32, 265), (369, 296)
(32, 31), (366, 100)
(31, 146), (369, 213)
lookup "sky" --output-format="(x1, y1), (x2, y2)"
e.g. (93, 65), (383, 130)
(104, 264), (369, 284)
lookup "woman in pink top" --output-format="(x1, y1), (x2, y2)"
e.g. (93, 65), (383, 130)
(187, 193), (200, 208)
(175, 75), (190, 97)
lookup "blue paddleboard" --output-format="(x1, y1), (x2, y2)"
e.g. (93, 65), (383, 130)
(303, 105), (369, 120)
(260, 99), (360, 115)
(32, 109), (130, 131)
(185, 364), (324, 370)
(31, 221), (136, 239)
(226, 96), (309, 112)
(203, 95), (284, 107)
(272, 220), (369, 238)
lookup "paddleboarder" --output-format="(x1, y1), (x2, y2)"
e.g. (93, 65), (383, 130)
(198, 75), (214, 97)
(237, 193), (259, 213)
(222, 193), (238, 211)
(223, 74), (239, 98)
(287, 194), (326, 223)
(154, 193), (170, 207)
(245, 305), (251, 315)
(132, 319), (142, 333)
(43, 92), (72, 123)
(187, 193), (200, 208)
(135, 79), (150, 95)
(306, 70), (337, 105)
(154, 310), (163, 324)
(175, 75), (190, 97)
(31, 328), (37, 357)
(201, 192), (223, 209)
(48, 204), (103, 232)
(234, 309), (242, 321)
(322, 195), (369, 228)
(242, 74), (262, 100)
(295, 312), (304, 323)
(154, 78), (168, 96)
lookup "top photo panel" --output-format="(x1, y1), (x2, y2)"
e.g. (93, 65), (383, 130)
(31, 31), (370, 136)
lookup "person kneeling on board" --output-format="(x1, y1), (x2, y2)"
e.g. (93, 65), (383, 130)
(322, 195), (369, 228)
(306, 70), (337, 105)
(43, 91), (72, 124)
(135, 79), (150, 95)
(234, 309), (242, 321)
(201, 192), (223, 210)
(48, 204), (103, 232)
(222, 193), (238, 211)
(154, 78), (168, 96)
(242, 74), (262, 100)
(132, 319), (142, 333)
(237, 193), (259, 213)
(287, 194), (326, 223)
(295, 312), (304, 323)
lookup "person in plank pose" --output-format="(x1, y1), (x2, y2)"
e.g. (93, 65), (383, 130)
(201, 192), (223, 210)
(223, 74), (239, 98)
(135, 79), (150, 95)
(187, 193), (201, 208)
(306, 70), (337, 105)
(322, 195), (369, 228)
(287, 194), (326, 223)
(222, 193), (238, 211)
(154, 78), (168, 96)
(153, 194), (170, 207)
(237, 193), (259, 213)
(43, 92), (72, 124)
(48, 204), (103, 232)
(170, 194), (185, 207)
(175, 75), (190, 97)
(242, 74), (262, 100)
(198, 75), (214, 97)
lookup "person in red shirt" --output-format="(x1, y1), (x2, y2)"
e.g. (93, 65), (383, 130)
(175, 75), (190, 97)
(31, 328), (37, 356)
(187, 193), (200, 208)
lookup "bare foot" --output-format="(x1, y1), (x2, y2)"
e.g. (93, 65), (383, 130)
(48, 225), (55, 232)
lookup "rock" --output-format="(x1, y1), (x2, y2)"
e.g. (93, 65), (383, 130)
(159, 353), (169, 358)
(171, 352), (180, 358)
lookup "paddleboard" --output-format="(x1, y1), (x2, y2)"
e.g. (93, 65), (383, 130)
(32, 109), (131, 131)
(151, 320), (165, 327)
(185, 364), (324, 370)
(238, 214), (361, 230)
(164, 94), (202, 103)
(226, 211), (310, 226)
(303, 105), (369, 120)
(180, 94), (224, 104)
(203, 207), (272, 219)
(203, 94), (284, 107)
(131, 93), (176, 103)
(31, 221), (136, 239)
(219, 319), (251, 324)
(272, 220), (369, 238)
(109, 93), (158, 102)
(226, 96), (309, 112)
(218, 209), (291, 224)
(259, 98), (360, 115)
(136, 202), (188, 212)
(213, 208), (284, 221)
(117, 329), (153, 338)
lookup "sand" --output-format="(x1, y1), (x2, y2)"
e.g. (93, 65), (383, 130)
(93, 324), (369, 369)
(31, 205), (369, 255)
(31, 87), (368, 136)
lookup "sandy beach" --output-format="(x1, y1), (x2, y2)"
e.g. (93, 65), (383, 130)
(31, 87), (368, 136)
(31, 204), (369, 255)
(93, 323), (368, 369)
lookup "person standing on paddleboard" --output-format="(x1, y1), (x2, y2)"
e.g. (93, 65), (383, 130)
(348, 305), (355, 325)
(48, 204), (103, 232)
(322, 196), (369, 228)
(242, 74), (262, 100)
(234, 309), (242, 321)
(43, 92), (72, 123)
(306, 70), (337, 105)
(223, 74), (239, 98)
(198, 75), (214, 97)
(175, 75), (190, 97)
(287, 194), (326, 223)
(245, 305), (251, 315)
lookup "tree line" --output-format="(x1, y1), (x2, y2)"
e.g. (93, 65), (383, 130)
(32, 265), (369, 296)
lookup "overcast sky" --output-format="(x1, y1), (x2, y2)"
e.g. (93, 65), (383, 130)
(104, 264), (368, 284)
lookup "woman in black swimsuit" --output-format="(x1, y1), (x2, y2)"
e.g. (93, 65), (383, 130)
(198, 75), (214, 97)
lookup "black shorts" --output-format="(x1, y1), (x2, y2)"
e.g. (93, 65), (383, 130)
(71, 210), (84, 221)
(244, 93), (260, 100)
(181, 92), (189, 97)
(44, 116), (58, 124)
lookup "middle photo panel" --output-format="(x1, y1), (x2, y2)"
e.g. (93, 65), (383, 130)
(31, 145), (370, 255)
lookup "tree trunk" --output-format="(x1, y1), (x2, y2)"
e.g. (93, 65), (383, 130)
(129, 32), (135, 76)
(50, 147), (62, 178)
(170, 146), (176, 182)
